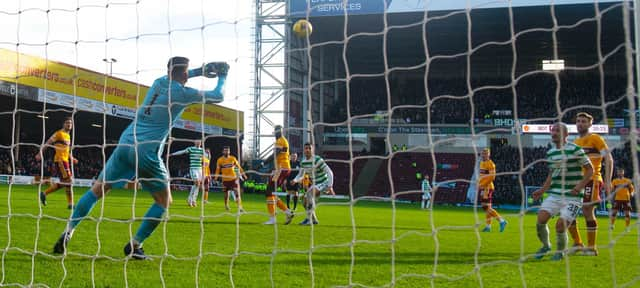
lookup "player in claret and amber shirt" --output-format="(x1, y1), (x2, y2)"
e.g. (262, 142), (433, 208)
(214, 146), (247, 212)
(477, 148), (507, 233)
(569, 112), (614, 256)
(36, 117), (78, 210)
(263, 125), (295, 225)
(610, 168), (634, 229)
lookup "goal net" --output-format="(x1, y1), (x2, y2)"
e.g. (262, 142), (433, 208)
(0, 0), (638, 287)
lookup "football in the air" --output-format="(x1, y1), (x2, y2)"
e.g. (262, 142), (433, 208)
(293, 19), (313, 38)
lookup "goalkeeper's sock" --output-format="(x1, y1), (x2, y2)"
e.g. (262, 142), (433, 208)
(568, 220), (582, 245)
(67, 190), (98, 232)
(537, 223), (551, 248)
(134, 203), (166, 245)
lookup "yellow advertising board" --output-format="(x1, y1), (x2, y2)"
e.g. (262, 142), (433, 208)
(0, 48), (243, 131)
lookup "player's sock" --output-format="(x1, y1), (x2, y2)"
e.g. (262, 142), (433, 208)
(556, 232), (567, 253)
(276, 198), (288, 211)
(490, 209), (502, 222)
(568, 220), (582, 245)
(586, 220), (597, 248)
(204, 191), (209, 202)
(189, 185), (199, 203)
(65, 188), (73, 206)
(45, 183), (59, 195)
(236, 194), (243, 208)
(67, 190), (98, 231)
(266, 195), (277, 216)
(536, 224), (551, 248)
(485, 213), (492, 225)
(134, 203), (166, 245)
(493, 212), (504, 223)
(286, 194), (291, 209)
(625, 216), (630, 227)
(293, 195), (298, 210)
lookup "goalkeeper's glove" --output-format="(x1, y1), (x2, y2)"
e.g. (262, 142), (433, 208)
(203, 62), (230, 78)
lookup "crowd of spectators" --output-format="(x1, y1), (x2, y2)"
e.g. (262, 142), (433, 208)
(491, 145), (549, 205)
(324, 72), (632, 125)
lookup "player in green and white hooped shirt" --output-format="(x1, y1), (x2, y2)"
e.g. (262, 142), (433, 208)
(170, 140), (205, 207)
(292, 143), (334, 225)
(421, 174), (432, 209)
(532, 123), (593, 261)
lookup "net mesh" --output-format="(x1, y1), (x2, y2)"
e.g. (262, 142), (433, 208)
(0, 0), (638, 287)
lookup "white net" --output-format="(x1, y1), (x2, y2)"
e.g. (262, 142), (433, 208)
(287, 0), (640, 287)
(0, 0), (639, 287)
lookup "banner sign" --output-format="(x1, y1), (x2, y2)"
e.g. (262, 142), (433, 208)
(521, 124), (609, 134)
(328, 125), (509, 134)
(289, 0), (623, 17)
(0, 48), (243, 132)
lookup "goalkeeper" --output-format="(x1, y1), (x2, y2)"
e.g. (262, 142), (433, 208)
(52, 57), (229, 260)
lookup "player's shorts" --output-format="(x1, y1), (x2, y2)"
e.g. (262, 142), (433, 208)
(422, 192), (431, 200)
(223, 180), (238, 191)
(540, 194), (583, 222)
(614, 200), (632, 212)
(478, 188), (494, 204)
(190, 168), (203, 181)
(305, 181), (331, 205)
(266, 169), (290, 196)
(53, 161), (72, 182)
(286, 180), (299, 192)
(98, 143), (168, 193)
(582, 180), (602, 205)
(308, 181), (331, 195)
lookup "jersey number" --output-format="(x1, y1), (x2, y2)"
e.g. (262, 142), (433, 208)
(144, 93), (160, 115)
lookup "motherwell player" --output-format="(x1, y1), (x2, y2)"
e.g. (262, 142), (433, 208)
(202, 148), (212, 204)
(478, 148), (507, 232)
(569, 112), (614, 256)
(263, 125), (295, 225)
(610, 168), (634, 229)
(213, 146), (246, 211)
(36, 117), (78, 209)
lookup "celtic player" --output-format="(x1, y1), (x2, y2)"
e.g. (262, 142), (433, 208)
(532, 123), (593, 261)
(170, 140), (205, 207)
(292, 143), (335, 225)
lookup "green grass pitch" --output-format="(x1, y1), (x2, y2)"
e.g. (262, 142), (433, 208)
(0, 184), (638, 287)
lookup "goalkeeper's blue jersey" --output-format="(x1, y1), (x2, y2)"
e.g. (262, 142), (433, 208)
(118, 70), (226, 152)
